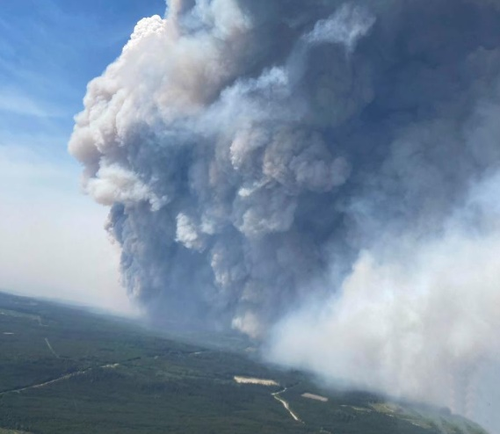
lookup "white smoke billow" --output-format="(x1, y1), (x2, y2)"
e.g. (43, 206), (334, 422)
(69, 0), (500, 431)
(268, 172), (500, 421)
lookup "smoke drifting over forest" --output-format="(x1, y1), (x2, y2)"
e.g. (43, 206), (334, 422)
(70, 0), (500, 430)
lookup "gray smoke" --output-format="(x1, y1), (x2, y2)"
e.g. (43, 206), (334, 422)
(70, 0), (500, 430)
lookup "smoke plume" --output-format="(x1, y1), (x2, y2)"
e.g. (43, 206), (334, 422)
(70, 0), (500, 430)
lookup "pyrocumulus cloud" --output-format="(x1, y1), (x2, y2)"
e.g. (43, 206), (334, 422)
(70, 0), (500, 430)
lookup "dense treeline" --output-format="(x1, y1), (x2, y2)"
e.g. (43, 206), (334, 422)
(0, 292), (487, 434)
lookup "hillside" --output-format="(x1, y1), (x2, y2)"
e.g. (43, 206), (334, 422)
(0, 291), (488, 434)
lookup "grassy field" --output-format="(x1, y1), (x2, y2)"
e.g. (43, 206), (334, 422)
(0, 291), (489, 434)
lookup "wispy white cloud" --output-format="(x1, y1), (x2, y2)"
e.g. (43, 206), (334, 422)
(0, 89), (65, 119)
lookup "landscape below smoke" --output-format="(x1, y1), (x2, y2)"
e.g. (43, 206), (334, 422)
(69, 0), (500, 431)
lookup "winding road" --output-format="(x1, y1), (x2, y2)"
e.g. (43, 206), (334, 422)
(272, 387), (304, 423)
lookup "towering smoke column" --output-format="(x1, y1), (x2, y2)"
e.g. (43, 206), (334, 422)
(70, 0), (500, 430)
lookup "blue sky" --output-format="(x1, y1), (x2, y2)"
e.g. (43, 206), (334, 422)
(0, 0), (165, 312)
